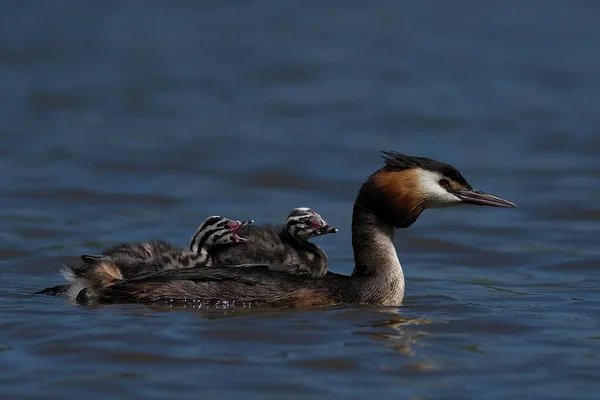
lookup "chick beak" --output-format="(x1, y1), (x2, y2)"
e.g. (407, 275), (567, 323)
(240, 219), (254, 228)
(318, 224), (339, 234)
(231, 219), (253, 243)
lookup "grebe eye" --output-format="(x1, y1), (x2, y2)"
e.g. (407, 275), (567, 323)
(438, 178), (450, 188)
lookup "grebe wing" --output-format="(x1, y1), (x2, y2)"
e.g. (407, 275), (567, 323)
(121, 263), (273, 285)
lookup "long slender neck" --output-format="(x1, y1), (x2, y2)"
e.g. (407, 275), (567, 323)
(351, 200), (403, 280)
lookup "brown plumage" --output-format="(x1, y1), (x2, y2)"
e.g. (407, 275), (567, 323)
(93, 260), (124, 286)
(37, 216), (251, 301)
(371, 169), (425, 228)
(38, 151), (516, 308)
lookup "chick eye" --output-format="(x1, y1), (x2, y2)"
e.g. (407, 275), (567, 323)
(308, 217), (321, 227)
(438, 178), (450, 188)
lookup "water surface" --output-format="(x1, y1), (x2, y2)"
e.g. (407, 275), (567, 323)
(1, 1), (599, 399)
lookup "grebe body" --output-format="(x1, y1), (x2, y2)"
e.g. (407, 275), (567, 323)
(39, 152), (516, 307)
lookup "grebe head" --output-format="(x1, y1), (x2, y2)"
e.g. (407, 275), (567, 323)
(284, 207), (339, 241)
(190, 216), (254, 252)
(359, 151), (516, 229)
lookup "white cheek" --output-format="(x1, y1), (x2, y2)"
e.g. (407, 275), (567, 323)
(418, 170), (463, 208)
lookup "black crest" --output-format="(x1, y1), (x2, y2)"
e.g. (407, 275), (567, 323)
(381, 151), (471, 189)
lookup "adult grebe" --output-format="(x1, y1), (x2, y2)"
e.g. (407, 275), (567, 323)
(210, 207), (338, 278)
(41, 152), (516, 307)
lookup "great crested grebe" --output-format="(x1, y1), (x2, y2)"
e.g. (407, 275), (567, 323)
(37, 216), (253, 302)
(39, 152), (516, 307)
(209, 207), (338, 278)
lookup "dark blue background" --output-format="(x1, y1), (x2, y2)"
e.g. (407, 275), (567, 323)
(1, 1), (598, 399)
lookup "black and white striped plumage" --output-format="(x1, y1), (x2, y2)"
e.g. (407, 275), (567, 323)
(37, 151), (517, 308)
(188, 216), (253, 256)
(210, 207), (338, 278)
(37, 216), (252, 302)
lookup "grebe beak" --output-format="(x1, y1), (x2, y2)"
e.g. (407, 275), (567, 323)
(452, 189), (517, 208)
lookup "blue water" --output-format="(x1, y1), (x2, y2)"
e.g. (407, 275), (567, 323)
(1, 1), (599, 399)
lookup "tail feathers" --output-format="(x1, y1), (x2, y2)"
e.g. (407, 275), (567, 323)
(91, 260), (124, 287)
(37, 260), (125, 303)
(36, 263), (78, 296)
(81, 254), (109, 264)
(61, 261), (124, 302)
(70, 260), (125, 304)
(59, 263), (75, 281)
(35, 284), (69, 296)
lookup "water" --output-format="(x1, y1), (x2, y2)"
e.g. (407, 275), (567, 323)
(1, 1), (599, 398)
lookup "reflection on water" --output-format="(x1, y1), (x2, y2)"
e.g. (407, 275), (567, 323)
(362, 310), (432, 358)
(2, 1), (600, 399)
